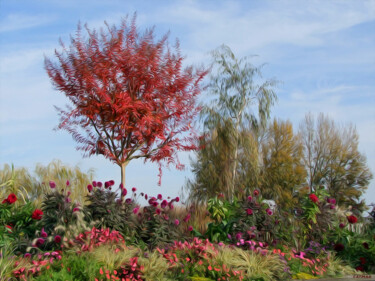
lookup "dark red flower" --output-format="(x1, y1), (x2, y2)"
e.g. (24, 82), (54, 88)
(339, 223), (345, 228)
(97, 181), (103, 188)
(363, 242), (369, 249)
(253, 190), (259, 196)
(309, 193), (319, 203)
(355, 266), (364, 272)
(54, 235), (61, 243)
(360, 257), (367, 265)
(35, 238), (45, 247)
(247, 196), (252, 201)
(347, 215), (358, 224)
(188, 226), (193, 232)
(31, 209), (43, 220)
(104, 181), (110, 188)
(333, 243), (345, 251)
(6, 193), (17, 204)
(155, 209), (161, 215)
(183, 213), (191, 222)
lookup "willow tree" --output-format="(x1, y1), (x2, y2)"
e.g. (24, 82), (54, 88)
(188, 45), (277, 202)
(45, 16), (207, 195)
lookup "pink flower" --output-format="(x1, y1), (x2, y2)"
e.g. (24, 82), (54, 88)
(157, 194), (162, 200)
(87, 184), (93, 192)
(65, 197), (71, 203)
(188, 226), (193, 232)
(41, 228), (48, 238)
(174, 219), (180, 226)
(66, 180), (70, 186)
(266, 208), (273, 215)
(246, 209), (253, 215)
(183, 213), (191, 222)
(235, 233), (242, 240)
(54, 235), (61, 243)
(247, 196), (253, 201)
(132, 187), (136, 192)
(330, 204), (335, 209)
(133, 207), (140, 214)
(24, 253), (31, 258)
(73, 207), (79, 212)
(49, 181), (56, 189)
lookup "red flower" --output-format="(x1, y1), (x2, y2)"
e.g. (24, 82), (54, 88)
(309, 194), (319, 203)
(31, 209), (43, 220)
(2, 199), (8, 204)
(5, 225), (12, 232)
(347, 215), (358, 224)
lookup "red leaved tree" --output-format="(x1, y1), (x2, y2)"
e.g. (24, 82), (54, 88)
(45, 16), (207, 196)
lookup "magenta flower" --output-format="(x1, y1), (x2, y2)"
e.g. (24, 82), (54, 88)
(125, 198), (132, 204)
(65, 197), (71, 203)
(161, 200), (168, 209)
(156, 209), (161, 215)
(49, 181), (56, 189)
(92, 181), (97, 187)
(41, 228), (48, 238)
(54, 235), (61, 243)
(174, 219), (180, 226)
(145, 194), (148, 200)
(330, 204), (335, 209)
(24, 253), (31, 258)
(66, 180), (70, 186)
(122, 188), (127, 197)
(183, 213), (191, 222)
(87, 184), (93, 192)
(246, 209), (253, 215)
(247, 196), (253, 201)
(132, 187), (136, 192)
(169, 202), (174, 209)
(109, 180), (115, 186)
(188, 226), (193, 232)
(235, 233), (242, 240)
(157, 194), (162, 200)
(73, 207), (79, 212)
(36, 238), (45, 247)
(133, 207), (140, 214)
(105, 181), (110, 188)
(175, 197), (180, 202)
(97, 182), (103, 188)
(339, 223), (345, 228)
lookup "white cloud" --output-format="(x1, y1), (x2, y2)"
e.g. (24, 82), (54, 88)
(0, 14), (56, 33)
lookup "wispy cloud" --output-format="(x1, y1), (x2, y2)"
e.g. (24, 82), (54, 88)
(0, 14), (56, 33)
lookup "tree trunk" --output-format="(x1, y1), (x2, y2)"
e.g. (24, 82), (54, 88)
(120, 161), (128, 200)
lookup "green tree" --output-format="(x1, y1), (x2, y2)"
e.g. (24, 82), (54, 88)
(299, 113), (372, 211)
(260, 119), (307, 210)
(188, 45), (277, 202)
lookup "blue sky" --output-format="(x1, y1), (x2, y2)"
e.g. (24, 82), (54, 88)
(0, 0), (374, 205)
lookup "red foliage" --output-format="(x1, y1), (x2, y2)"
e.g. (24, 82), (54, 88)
(45, 15), (207, 185)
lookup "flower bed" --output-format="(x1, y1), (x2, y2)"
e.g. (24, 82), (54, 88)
(1, 180), (374, 280)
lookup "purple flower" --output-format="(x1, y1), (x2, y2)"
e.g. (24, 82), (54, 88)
(49, 181), (56, 189)
(65, 197), (71, 203)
